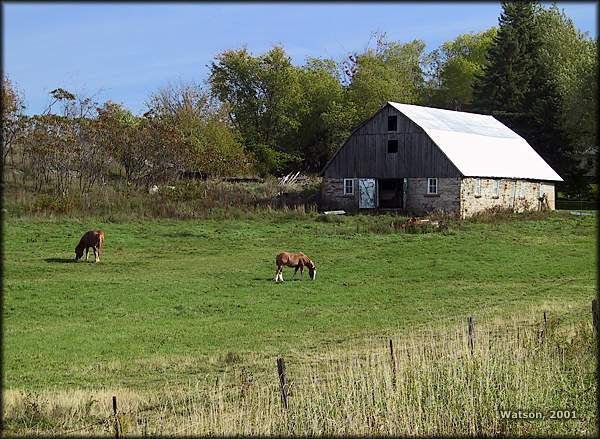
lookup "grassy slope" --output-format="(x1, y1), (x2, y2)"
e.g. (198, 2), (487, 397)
(3, 212), (596, 390)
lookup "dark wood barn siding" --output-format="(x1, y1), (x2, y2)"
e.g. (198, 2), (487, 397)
(323, 104), (462, 178)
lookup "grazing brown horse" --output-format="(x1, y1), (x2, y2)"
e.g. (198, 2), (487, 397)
(75, 230), (105, 262)
(274, 252), (316, 282)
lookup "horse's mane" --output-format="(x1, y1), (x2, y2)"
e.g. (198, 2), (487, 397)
(303, 255), (315, 269)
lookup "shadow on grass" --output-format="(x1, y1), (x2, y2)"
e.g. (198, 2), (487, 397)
(44, 257), (76, 264)
(254, 277), (307, 282)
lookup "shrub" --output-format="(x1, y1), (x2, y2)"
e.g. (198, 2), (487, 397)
(224, 352), (242, 365)
(469, 206), (551, 224)
(32, 195), (76, 214)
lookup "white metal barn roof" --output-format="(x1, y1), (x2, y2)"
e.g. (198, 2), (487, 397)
(389, 102), (563, 181)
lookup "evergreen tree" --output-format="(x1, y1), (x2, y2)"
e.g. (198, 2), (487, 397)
(523, 49), (571, 178)
(473, 1), (572, 179)
(473, 2), (537, 115)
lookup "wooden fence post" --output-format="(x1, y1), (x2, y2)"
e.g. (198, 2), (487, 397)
(112, 395), (119, 439)
(389, 339), (397, 389)
(468, 316), (475, 355)
(592, 299), (599, 334)
(277, 357), (288, 410)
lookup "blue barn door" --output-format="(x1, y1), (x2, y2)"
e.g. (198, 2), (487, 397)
(359, 178), (377, 208)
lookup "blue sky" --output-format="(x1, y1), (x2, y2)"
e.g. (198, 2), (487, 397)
(3, 2), (597, 115)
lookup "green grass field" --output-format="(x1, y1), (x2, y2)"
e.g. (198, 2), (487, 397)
(3, 211), (596, 393)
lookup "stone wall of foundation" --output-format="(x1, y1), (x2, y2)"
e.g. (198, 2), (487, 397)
(405, 178), (461, 216)
(320, 178), (359, 212)
(320, 176), (556, 217)
(460, 178), (556, 217)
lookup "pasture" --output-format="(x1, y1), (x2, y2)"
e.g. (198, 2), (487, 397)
(2, 211), (597, 435)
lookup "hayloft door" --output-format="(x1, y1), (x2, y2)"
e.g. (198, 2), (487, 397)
(359, 178), (377, 208)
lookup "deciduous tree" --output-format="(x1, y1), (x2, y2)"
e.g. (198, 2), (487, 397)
(292, 58), (346, 171)
(146, 81), (252, 177)
(96, 101), (139, 183)
(347, 35), (427, 122)
(537, 5), (597, 155)
(424, 28), (497, 110)
(209, 46), (302, 174)
(1, 76), (25, 171)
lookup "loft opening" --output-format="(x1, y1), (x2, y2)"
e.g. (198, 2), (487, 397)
(387, 115), (398, 131)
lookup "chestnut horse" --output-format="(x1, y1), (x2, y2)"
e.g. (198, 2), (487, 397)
(75, 230), (105, 262)
(274, 252), (316, 282)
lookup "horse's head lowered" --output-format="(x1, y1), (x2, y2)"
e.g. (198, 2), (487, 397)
(306, 259), (317, 280)
(75, 244), (84, 261)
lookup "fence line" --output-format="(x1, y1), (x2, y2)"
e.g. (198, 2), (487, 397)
(555, 199), (598, 210)
(40, 305), (594, 436)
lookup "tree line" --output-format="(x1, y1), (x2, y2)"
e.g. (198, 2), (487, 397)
(2, 2), (596, 196)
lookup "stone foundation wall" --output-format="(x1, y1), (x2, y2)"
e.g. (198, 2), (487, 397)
(320, 178), (359, 212)
(460, 178), (556, 218)
(405, 178), (461, 216)
(321, 176), (556, 216)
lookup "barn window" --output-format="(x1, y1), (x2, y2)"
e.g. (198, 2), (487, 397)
(492, 179), (500, 197)
(343, 178), (354, 195)
(539, 183), (545, 198)
(388, 115), (398, 132)
(387, 139), (398, 154)
(427, 178), (438, 195)
(474, 178), (481, 197)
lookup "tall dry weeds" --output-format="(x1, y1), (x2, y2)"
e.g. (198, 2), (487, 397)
(3, 314), (595, 436)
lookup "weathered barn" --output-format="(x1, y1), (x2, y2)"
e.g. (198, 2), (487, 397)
(320, 102), (563, 217)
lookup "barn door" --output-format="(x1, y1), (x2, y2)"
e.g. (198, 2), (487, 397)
(402, 178), (408, 209)
(359, 178), (377, 208)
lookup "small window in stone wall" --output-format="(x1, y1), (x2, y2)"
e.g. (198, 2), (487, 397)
(474, 178), (481, 196)
(387, 139), (398, 154)
(427, 178), (438, 194)
(492, 180), (500, 197)
(343, 178), (354, 195)
(539, 183), (545, 197)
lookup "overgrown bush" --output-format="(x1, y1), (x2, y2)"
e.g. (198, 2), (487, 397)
(4, 177), (322, 221)
(32, 194), (76, 214)
(468, 205), (552, 224)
